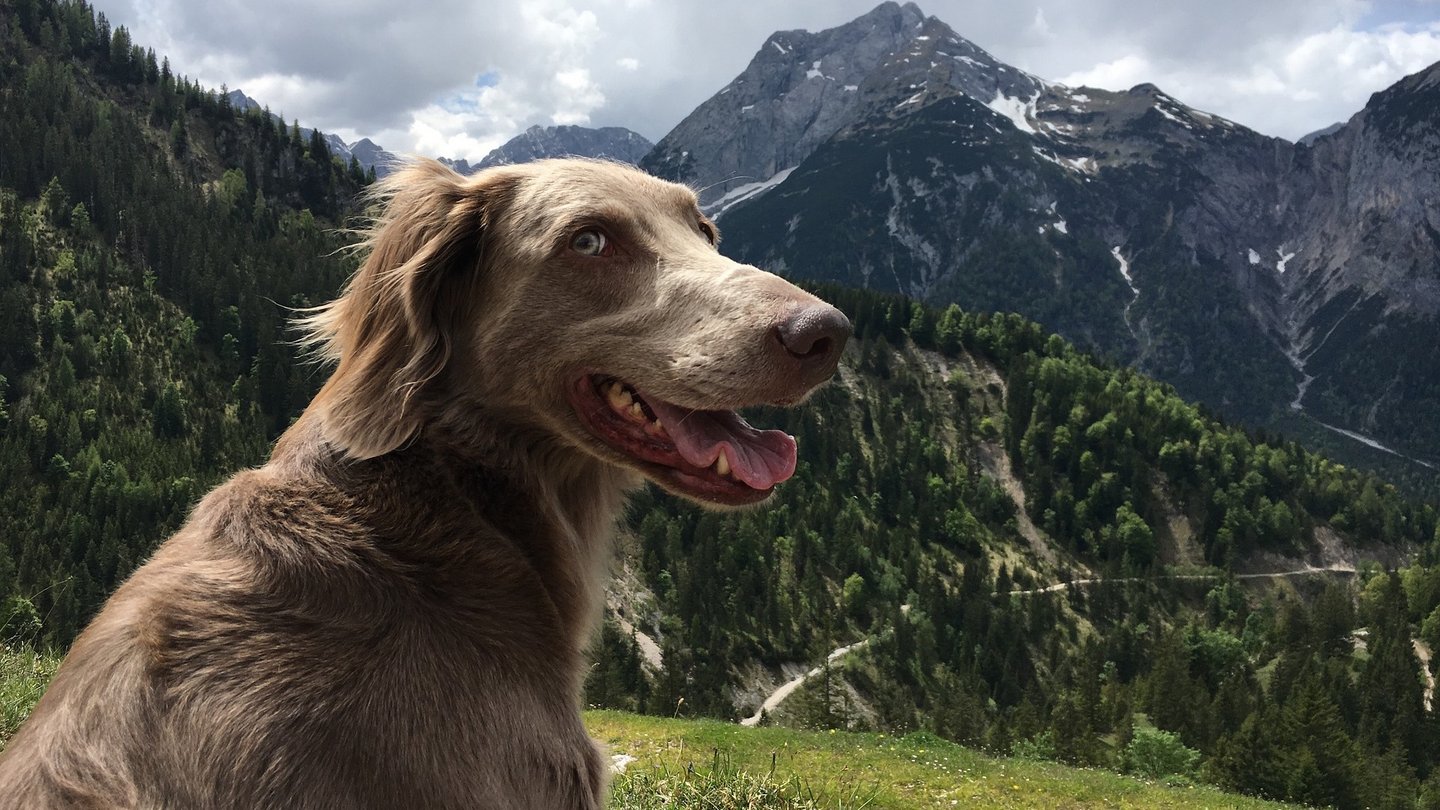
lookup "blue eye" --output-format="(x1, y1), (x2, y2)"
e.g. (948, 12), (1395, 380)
(572, 230), (608, 256)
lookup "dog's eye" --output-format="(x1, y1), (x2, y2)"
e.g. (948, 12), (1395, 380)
(571, 229), (609, 256)
(698, 221), (717, 245)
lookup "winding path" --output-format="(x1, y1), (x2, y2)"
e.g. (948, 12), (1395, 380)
(739, 639), (874, 727)
(1001, 564), (1357, 597)
(741, 566), (1365, 723)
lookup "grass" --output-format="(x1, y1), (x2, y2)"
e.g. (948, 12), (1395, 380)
(2, 655), (1289, 807)
(0, 646), (59, 747)
(591, 711), (1295, 809)
(607, 748), (874, 809)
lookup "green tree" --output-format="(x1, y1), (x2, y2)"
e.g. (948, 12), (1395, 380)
(1124, 726), (1199, 780)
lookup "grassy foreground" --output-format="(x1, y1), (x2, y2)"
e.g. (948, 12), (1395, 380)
(0, 647), (57, 746)
(4, 653), (1284, 807)
(590, 711), (1293, 810)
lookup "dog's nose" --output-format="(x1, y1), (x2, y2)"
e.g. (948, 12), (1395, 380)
(775, 305), (851, 374)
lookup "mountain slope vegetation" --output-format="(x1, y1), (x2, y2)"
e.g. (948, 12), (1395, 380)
(0, 0), (364, 642)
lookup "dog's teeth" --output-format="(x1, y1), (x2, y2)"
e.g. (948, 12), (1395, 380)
(606, 383), (633, 411)
(645, 419), (666, 437)
(628, 402), (645, 421)
(714, 453), (730, 476)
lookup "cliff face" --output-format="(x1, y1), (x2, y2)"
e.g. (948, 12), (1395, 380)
(641, 2), (932, 212)
(476, 125), (653, 170)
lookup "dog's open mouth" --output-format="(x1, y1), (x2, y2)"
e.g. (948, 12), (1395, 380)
(568, 374), (797, 505)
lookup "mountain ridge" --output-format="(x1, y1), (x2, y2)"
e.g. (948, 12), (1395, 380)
(226, 90), (651, 177)
(647, 2), (1440, 488)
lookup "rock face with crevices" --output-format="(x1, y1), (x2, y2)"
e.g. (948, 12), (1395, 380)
(640, 1), (1440, 471)
(642, 2), (932, 210)
(475, 125), (652, 170)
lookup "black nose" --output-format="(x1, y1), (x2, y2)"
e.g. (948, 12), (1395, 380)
(775, 305), (851, 372)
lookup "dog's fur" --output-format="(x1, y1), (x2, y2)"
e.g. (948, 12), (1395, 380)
(0, 158), (847, 809)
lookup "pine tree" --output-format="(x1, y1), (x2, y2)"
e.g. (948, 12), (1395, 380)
(1281, 667), (1359, 808)
(1358, 572), (1425, 764)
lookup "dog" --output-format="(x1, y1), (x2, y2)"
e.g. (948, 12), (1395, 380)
(0, 158), (850, 809)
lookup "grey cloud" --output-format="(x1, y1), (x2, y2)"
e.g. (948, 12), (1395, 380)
(95, 0), (1439, 157)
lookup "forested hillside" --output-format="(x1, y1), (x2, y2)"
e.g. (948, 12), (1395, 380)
(587, 290), (1440, 807)
(2, 2), (1440, 808)
(0, 0), (366, 642)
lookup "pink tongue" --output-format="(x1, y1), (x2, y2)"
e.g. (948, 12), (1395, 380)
(645, 398), (798, 490)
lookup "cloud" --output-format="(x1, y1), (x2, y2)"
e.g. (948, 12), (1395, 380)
(91, 0), (1440, 159)
(1057, 54), (1152, 91)
(1055, 16), (1440, 137)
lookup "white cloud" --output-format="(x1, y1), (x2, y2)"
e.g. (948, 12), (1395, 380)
(1055, 19), (1440, 137)
(1027, 7), (1052, 40)
(407, 103), (508, 164)
(1058, 54), (1152, 91)
(89, 0), (1440, 158)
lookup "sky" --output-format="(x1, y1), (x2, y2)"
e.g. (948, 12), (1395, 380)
(93, 0), (1440, 163)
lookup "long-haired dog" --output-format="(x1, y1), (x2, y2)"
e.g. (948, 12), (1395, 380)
(0, 158), (849, 808)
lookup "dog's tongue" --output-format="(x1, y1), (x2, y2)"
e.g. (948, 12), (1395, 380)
(645, 399), (797, 490)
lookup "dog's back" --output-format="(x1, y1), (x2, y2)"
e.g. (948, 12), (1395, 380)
(0, 425), (608, 809)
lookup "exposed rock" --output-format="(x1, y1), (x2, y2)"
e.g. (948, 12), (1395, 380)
(477, 125), (652, 170)
(646, 2), (1440, 470)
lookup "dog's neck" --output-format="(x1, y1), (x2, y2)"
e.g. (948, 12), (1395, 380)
(274, 409), (638, 655)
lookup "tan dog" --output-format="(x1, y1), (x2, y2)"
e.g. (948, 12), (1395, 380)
(0, 158), (849, 809)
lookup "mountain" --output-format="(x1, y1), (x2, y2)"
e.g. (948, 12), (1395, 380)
(1298, 121), (1345, 145)
(224, 89), (355, 167)
(475, 124), (652, 169)
(227, 92), (653, 178)
(645, 2), (1440, 491)
(351, 124), (655, 178)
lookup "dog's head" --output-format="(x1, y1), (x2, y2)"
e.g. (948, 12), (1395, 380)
(302, 158), (849, 506)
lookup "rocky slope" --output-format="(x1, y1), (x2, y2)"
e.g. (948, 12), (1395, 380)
(642, 1), (1440, 480)
(476, 124), (651, 169)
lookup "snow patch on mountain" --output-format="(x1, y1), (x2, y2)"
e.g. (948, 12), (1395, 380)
(1114, 246), (1141, 346)
(1154, 104), (1192, 129)
(1276, 248), (1297, 274)
(1032, 146), (1095, 175)
(884, 161), (942, 298)
(988, 90), (1038, 134)
(707, 167), (797, 218)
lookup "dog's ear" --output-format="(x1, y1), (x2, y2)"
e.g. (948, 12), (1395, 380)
(299, 159), (513, 460)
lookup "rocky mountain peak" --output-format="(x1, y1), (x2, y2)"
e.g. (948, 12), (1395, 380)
(641, 1), (938, 211)
(856, 13), (1045, 120)
(475, 124), (652, 170)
